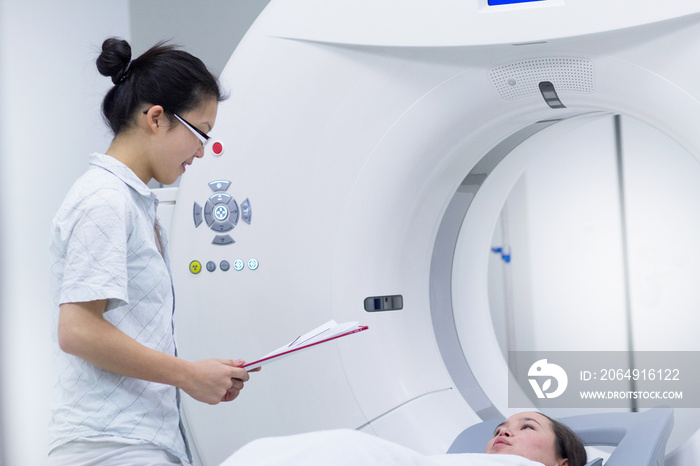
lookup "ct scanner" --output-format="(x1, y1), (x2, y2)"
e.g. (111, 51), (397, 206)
(160, 1), (700, 464)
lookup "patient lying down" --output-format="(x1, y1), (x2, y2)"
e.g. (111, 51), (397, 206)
(222, 412), (587, 466)
(485, 412), (586, 466)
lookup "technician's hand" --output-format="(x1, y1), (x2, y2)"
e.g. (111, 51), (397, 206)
(182, 358), (251, 405)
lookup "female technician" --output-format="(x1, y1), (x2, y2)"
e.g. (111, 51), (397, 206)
(48, 37), (252, 465)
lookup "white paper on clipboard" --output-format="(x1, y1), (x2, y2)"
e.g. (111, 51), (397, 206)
(242, 320), (368, 370)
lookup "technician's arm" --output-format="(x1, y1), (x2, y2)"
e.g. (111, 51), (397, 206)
(57, 300), (250, 405)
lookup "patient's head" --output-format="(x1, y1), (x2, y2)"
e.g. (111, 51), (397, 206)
(484, 412), (586, 466)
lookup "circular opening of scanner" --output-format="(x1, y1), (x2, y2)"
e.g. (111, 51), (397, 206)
(443, 113), (700, 454)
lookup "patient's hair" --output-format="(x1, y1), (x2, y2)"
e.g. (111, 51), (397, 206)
(540, 413), (587, 466)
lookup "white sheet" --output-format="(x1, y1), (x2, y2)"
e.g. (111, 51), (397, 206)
(221, 429), (544, 466)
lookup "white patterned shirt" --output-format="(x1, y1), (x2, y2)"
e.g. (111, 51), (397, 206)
(49, 153), (190, 464)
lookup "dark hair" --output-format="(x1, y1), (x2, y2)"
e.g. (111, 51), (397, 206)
(540, 413), (587, 466)
(96, 37), (226, 135)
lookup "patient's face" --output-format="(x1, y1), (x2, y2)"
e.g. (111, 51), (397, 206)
(485, 412), (567, 466)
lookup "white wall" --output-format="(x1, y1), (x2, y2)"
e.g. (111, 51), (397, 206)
(0, 2), (268, 463)
(487, 115), (700, 451)
(0, 1), (130, 464)
(519, 116), (629, 351)
(489, 114), (700, 353)
(622, 116), (700, 352)
(488, 116), (628, 355)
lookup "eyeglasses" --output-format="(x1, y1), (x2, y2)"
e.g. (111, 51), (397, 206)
(173, 113), (211, 148)
(142, 108), (211, 148)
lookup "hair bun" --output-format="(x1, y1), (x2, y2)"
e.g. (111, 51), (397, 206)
(97, 37), (132, 84)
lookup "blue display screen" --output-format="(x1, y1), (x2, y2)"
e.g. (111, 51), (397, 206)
(488, 0), (545, 5)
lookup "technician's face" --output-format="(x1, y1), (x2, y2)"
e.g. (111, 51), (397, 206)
(156, 97), (218, 185)
(485, 412), (568, 466)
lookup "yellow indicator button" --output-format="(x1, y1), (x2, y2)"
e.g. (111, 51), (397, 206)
(189, 260), (202, 274)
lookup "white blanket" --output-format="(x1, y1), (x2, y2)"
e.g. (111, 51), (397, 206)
(221, 429), (544, 466)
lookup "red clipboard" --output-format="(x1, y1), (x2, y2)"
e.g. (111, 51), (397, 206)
(242, 321), (369, 370)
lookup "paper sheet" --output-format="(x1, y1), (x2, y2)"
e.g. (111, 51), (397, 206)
(242, 320), (368, 370)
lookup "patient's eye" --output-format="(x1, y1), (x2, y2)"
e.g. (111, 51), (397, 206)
(522, 424), (534, 430)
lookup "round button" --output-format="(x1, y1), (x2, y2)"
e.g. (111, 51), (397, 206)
(189, 260), (202, 274)
(247, 258), (259, 270)
(206, 261), (216, 272)
(214, 204), (229, 221)
(233, 259), (244, 271)
(212, 141), (224, 156)
(220, 260), (230, 271)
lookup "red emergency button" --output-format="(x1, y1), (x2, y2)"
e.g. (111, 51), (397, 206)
(211, 141), (224, 156)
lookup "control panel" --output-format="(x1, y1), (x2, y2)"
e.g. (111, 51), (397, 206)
(192, 179), (251, 246)
(188, 179), (257, 274)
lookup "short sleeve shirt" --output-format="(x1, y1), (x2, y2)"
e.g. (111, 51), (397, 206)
(49, 153), (190, 464)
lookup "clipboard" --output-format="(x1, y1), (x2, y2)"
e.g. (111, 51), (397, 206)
(242, 320), (369, 370)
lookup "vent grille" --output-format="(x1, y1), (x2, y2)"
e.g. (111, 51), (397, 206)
(489, 58), (594, 101)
